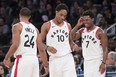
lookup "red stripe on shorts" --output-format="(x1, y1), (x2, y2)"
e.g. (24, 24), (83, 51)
(14, 55), (22, 77)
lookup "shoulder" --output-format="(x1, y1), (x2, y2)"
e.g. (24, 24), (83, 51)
(96, 27), (104, 35)
(13, 22), (23, 28)
(42, 21), (51, 28)
(41, 21), (51, 32)
(65, 21), (72, 31)
(96, 27), (106, 39)
(78, 27), (85, 34)
(12, 22), (23, 31)
(42, 21), (51, 27)
(35, 28), (39, 34)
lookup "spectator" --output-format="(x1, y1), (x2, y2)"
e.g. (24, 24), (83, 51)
(106, 51), (116, 65)
(74, 54), (83, 74)
(102, 7), (114, 25)
(70, 1), (83, 26)
(106, 23), (116, 38)
(98, 16), (109, 31)
(5, 56), (15, 77)
(106, 51), (116, 72)
(83, 0), (93, 10)
(0, 17), (10, 35)
(0, 17), (10, 46)
(0, 63), (5, 77)
(0, 63), (9, 77)
(46, 3), (54, 20)
(108, 39), (115, 51)
(0, 50), (5, 62)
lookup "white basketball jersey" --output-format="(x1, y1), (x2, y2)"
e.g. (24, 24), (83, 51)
(14, 22), (37, 57)
(46, 20), (72, 56)
(82, 26), (103, 60)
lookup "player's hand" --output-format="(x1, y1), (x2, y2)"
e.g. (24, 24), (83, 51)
(3, 58), (10, 68)
(41, 67), (49, 77)
(99, 63), (106, 74)
(47, 46), (57, 54)
(72, 44), (81, 52)
(76, 17), (83, 27)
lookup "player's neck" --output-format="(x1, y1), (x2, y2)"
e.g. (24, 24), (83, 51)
(20, 17), (30, 24)
(53, 18), (64, 26)
(87, 25), (95, 31)
(20, 19), (30, 24)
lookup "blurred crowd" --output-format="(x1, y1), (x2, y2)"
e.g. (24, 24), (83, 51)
(0, 0), (116, 77)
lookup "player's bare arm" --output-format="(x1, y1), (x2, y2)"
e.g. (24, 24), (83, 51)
(71, 17), (84, 41)
(36, 28), (49, 76)
(67, 23), (80, 52)
(3, 23), (22, 67)
(41, 22), (57, 53)
(40, 22), (49, 42)
(36, 28), (48, 67)
(97, 28), (108, 74)
(67, 22), (72, 45)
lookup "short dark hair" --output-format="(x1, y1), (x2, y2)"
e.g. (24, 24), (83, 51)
(19, 7), (31, 17)
(82, 10), (94, 18)
(55, 3), (69, 13)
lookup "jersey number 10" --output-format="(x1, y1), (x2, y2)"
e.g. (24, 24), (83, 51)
(57, 35), (64, 42)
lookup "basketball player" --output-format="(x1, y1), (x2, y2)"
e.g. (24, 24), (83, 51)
(71, 10), (108, 77)
(40, 3), (77, 77)
(3, 7), (48, 77)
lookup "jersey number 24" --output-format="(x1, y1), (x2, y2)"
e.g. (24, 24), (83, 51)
(24, 34), (34, 48)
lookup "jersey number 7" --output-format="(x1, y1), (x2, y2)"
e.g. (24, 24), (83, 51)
(86, 41), (89, 48)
